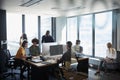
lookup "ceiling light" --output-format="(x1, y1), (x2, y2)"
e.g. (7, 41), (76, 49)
(20, 0), (42, 7)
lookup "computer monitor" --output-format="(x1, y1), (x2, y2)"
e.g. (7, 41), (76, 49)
(50, 45), (63, 56)
(42, 42), (58, 56)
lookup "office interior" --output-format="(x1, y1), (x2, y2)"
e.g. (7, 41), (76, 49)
(0, 0), (120, 80)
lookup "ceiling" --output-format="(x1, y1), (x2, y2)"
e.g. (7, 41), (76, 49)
(0, 0), (120, 17)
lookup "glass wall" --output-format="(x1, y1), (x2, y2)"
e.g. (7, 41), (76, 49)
(40, 16), (52, 52)
(7, 13), (22, 55)
(67, 17), (77, 45)
(6, 11), (113, 58)
(95, 11), (112, 57)
(79, 15), (93, 55)
(25, 14), (38, 47)
(41, 16), (52, 40)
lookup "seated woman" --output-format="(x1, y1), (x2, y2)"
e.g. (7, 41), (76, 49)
(15, 40), (28, 78)
(29, 38), (40, 56)
(95, 42), (117, 75)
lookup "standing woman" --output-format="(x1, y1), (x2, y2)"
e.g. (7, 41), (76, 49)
(19, 33), (28, 45)
(95, 42), (117, 75)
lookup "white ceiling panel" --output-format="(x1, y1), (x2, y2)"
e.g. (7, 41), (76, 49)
(0, 0), (120, 17)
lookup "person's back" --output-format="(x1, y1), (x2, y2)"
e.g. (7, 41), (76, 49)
(59, 41), (72, 69)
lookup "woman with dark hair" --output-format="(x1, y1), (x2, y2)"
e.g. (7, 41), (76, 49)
(15, 40), (28, 79)
(15, 40), (28, 59)
(29, 38), (40, 56)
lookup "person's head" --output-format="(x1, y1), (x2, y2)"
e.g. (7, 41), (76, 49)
(32, 38), (39, 46)
(66, 41), (72, 50)
(45, 30), (50, 36)
(107, 42), (112, 48)
(22, 33), (27, 40)
(22, 41), (28, 48)
(76, 40), (80, 45)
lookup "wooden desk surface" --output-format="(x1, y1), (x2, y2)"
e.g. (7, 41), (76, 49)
(23, 57), (58, 68)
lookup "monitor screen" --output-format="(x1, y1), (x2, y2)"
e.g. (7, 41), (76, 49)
(50, 45), (63, 56)
(42, 42), (58, 56)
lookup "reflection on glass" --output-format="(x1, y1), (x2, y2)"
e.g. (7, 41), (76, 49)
(67, 17), (77, 45)
(95, 11), (112, 57)
(7, 13), (22, 55)
(79, 15), (92, 55)
(25, 14), (38, 47)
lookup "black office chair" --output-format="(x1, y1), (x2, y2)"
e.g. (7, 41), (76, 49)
(1, 49), (19, 80)
(104, 59), (118, 73)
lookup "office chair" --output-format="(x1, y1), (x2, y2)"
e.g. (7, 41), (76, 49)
(2, 49), (19, 80)
(104, 59), (118, 73)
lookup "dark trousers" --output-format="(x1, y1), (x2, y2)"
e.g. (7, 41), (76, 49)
(14, 58), (27, 79)
(98, 59), (104, 70)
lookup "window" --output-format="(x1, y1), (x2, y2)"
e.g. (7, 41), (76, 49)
(25, 14), (38, 47)
(41, 16), (52, 39)
(40, 16), (52, 52)
(56, 17), (67, 44)
(95, 11), (112, 57)
(7, 13), (22, 55)
(79, 15), (93, 55)
(67, 17), (77, 45)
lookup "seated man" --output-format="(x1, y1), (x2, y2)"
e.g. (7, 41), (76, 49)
(29, 38), (40, 56)
(58, 41), (72, 69)
(72, 40), (84, 58)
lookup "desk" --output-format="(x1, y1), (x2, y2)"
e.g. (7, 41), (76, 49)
(24, 58), (59, 80)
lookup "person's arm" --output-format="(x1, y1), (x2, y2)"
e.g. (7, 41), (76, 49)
(29, 46), (32, 56)
(112, 48), (117, 59)
(19, 36), (22, 45)
(80, 46), (83, 53)
(50, 36), (54, 42)
(42, 35), (45, 43)
(58, 52), (66, 63)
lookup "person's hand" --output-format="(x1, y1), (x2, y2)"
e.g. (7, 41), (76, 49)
(20, 36), (22, 39)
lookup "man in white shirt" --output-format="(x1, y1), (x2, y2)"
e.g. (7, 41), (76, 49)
(72, 40), (83, 58)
